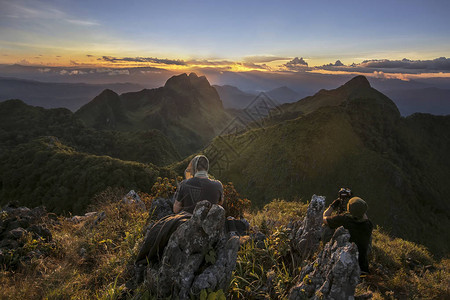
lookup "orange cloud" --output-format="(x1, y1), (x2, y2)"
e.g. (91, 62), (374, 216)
(307, 69), (450, 81)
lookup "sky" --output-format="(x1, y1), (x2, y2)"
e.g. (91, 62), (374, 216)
(1, 0), (450, 79)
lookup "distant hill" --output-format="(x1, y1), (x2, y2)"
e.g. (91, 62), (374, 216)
(0, 99), (180, 165)
(76, 73), (231, 156)
(214, 84), (301, 109)
(203, 76), (450, 255)
(213, 85), (256, 109)
(266, 86), (301, 103)
(0, 137), (174, 213)
(0, 76), (143, 111)
(383, 87), (450, 116)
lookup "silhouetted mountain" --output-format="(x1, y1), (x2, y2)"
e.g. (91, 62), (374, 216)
(75, 89), (129, 129)
(76, 73), (231, 156)
(276, 75), (388, 116)
(266, 86), (301, 103)
(214, 84), (301, 109)
(203, 75), (450, 255)
(0, 76), (142, 111)
(213, 85), (256, 108)
(0, 99), (180, 165)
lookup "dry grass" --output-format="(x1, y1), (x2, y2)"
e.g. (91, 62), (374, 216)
(1, 194), (448, 300)
(0, 187), (149, 300)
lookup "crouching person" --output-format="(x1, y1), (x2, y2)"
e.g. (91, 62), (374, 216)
(323, 197), (373, 274)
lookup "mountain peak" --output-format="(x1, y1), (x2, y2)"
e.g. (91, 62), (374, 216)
(343, 75), (371, 89)
(98, 89), (119, 97)
(164, 72), (211, 91)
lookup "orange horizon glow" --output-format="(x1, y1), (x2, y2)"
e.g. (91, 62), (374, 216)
(308, 69), (450, 81)
(2, 54), (450, 80)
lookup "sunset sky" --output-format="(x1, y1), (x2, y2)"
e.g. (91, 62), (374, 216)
(1, 0), (449, 78)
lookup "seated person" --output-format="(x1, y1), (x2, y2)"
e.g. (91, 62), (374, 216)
(323, 197), (373, 273)
(173, 155), (224, 214)
(135, 155), (223, 267)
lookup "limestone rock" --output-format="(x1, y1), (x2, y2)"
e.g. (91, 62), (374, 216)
(146, 200), (239, 299)
(122, 190), (146, 211)
(6, 227), (26, 240)
(0, 205), (53, 269)
(69, 211), (106, 228)
(289, 226), (361, 300)
(147, 197), (174, 221)
(291, 194), (326, 262)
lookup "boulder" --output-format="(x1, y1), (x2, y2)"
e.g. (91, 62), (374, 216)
(0, 205), (54, 269)
(123, 190), (146, 211)
(289, 226), (361, 300)
(146, 200), (239, 299)
(147, 197), (174, 221)
(29, 224), (52, 241)
(6, 227), (27, 240)
(290, 195), (325, 262)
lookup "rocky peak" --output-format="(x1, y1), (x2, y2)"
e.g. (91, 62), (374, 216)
(164, 72), (212, 91)
(81, 88), (120, 108)
(342, 75), (371, 89)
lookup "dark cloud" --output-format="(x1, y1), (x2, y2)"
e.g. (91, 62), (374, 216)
(283, 57), (309, 71)
(322, 60), (344, 67)
(359, 57), (450, 71)
(101, 56), (186, 65)
(237, 62), (269, 70)
(186, 59), (234, 66)
(70, 60), (79, 65)
(244, 55), (290, 63)
(86, 54), (94, 57)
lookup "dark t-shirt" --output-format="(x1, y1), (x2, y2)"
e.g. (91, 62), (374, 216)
(326, 214), (373, 272)
(175, 177), (223, 214)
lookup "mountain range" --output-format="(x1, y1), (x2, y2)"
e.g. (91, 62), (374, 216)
(0, 76), (142, 111)
(213, 84), (301, 108)
(1, 73), (449, 256)
(204, 76), (450, 255)
(76, 73), (231, 156)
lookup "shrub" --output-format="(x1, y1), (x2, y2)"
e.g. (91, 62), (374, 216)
(223, 182), (251, 218)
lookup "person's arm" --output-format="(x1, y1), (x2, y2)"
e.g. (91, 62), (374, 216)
(173, 183), (184, 213)
(173, 200), (183, 213)
(219, 194), (224, 206)
(323, 199), (341, 225)
(218, 182), (224, 206)
(323, 205), (334, 225)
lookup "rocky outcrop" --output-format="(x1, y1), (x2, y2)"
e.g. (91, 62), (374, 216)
(69, 190), (143, 227)
(146, 200), (239, 299)
(0, 205), (53, 268)
(147, 197), (174, 221)
(289, 226), (361, 300)
(290, 195), (325, 262)
(122, 190), (146, 211)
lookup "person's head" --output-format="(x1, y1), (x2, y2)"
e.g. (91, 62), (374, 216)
(196, 156), (209, 171)
(184, 155), (209, 179)
(347, 197), (368, 219)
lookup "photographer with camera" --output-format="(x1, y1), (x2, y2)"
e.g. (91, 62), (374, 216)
(322, 192), (373, 273)
(333, 187), (353, 214)
(321, 188), (353, 243)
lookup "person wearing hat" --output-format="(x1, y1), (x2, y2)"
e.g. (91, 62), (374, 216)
(173, 154), (224, 214)
(323, 197), (373, 273)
